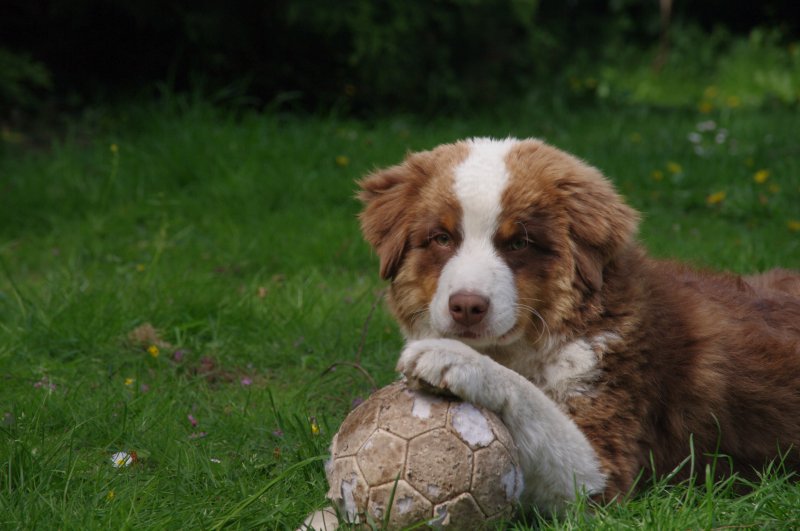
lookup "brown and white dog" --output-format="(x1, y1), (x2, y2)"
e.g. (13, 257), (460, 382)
(358, 137), (800, 514)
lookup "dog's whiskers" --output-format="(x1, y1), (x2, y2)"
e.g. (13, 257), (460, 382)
(515, 303), (551, 345)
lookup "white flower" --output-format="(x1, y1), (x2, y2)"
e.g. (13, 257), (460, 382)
(111, 451), (133, 468)
(210, 458), (221, 464)
(696, 120), (716, 132)
(688, 132), (702, 144)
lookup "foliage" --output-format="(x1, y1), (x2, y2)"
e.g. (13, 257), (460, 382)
(0, 48), (51, 110)
(566, 24), (800, 109)
(1, 1), (798, 113)
(282, 0), (555, 111)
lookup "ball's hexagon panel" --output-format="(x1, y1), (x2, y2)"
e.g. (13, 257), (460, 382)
(368, 479), (432, 528)
(431, 492), (486, 528)
(356, 429), (407, 486)
(377, 383), (449, 439)
(332, 394), (381, 457)
(471, 440), (523, 516)
(405, 428), (472, 504)
(325, 456), (369, 522)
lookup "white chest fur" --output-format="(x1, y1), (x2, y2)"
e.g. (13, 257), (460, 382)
(487, 333), (619, 406)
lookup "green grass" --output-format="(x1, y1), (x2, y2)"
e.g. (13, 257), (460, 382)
(1, 95), (799, 529)
(572, 25), (800, 110)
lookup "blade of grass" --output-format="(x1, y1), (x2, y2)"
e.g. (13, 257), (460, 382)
(211, 455), (326, 530)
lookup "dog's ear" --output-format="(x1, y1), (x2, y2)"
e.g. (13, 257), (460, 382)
(357, 161), (421, 280)
(559, 167), (639, 293)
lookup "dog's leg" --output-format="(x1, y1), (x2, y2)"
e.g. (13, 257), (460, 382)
(398, 338), (607, 514)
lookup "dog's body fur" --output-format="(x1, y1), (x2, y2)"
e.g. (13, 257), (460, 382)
(358, 138), (800, 514)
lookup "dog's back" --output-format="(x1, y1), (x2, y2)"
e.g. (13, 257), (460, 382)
(647, 262), (800, 480)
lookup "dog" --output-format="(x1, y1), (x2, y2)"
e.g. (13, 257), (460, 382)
(357, 137), (800, 514)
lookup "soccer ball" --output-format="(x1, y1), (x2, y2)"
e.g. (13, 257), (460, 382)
(326, 381), (524, 528)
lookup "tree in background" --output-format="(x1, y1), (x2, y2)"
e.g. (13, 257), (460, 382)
(1, 0), (798, 115)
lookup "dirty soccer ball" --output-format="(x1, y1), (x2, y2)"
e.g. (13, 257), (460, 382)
(326, 381), (524, 528)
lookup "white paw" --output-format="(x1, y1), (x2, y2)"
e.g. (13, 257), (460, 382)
(396, 339), (500, 410)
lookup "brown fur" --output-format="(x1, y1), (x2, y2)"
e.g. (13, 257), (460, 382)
(358, 144), (468, 280)
(358, 139), (800, 500)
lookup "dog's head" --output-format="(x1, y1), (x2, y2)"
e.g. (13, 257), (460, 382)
(358, 138), (639, 347)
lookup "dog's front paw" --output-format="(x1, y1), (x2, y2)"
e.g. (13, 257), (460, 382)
(397, 339), (500, 409)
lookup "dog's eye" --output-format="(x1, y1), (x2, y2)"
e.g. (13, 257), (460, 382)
(432, 232), (453, 247)
(508, 237), (529, 251)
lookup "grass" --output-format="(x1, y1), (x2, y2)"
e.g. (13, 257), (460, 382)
(570, 24), (800, 110)
(1, 94), (799, 529)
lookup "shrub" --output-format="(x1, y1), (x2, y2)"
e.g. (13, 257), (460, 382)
(0, 48), (51, 111)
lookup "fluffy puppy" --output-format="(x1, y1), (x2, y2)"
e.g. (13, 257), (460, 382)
(358, 137), (800, 514)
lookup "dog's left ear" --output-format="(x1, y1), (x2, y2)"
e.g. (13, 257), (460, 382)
(559, 167), (639, 293)
(357, 160), (422, 280)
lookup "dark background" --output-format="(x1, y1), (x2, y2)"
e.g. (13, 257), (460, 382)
(2, 0), (799, 115)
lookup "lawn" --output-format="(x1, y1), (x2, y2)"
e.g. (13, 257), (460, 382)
(1, 96), (799, 529)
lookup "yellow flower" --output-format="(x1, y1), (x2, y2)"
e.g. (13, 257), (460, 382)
(135, 264), (146, 272)
(698, 101), (714, 114)
(110, 143), (119, 153)
(726, 95), (741, 108)
(124, 378), (134, 386)
(788, 220), (800, 232)
(310, 417), (320, 436)
(753, 169), (770, 184)
(706, 191), (726, 205)
(666, 162), (682, 174)
(1, 127), (24, 144)
(147, 345), (159, 358)
(107, 490), (115, 500)
(651, 170), (664, 181)
(704, 86), (719, 99)
(335, 155), (350, 167)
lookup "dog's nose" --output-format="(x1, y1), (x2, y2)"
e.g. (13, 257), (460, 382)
(449, 291), (490, 327)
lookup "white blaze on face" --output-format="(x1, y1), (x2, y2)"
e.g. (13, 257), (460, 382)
(429, 138), (518, 343)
